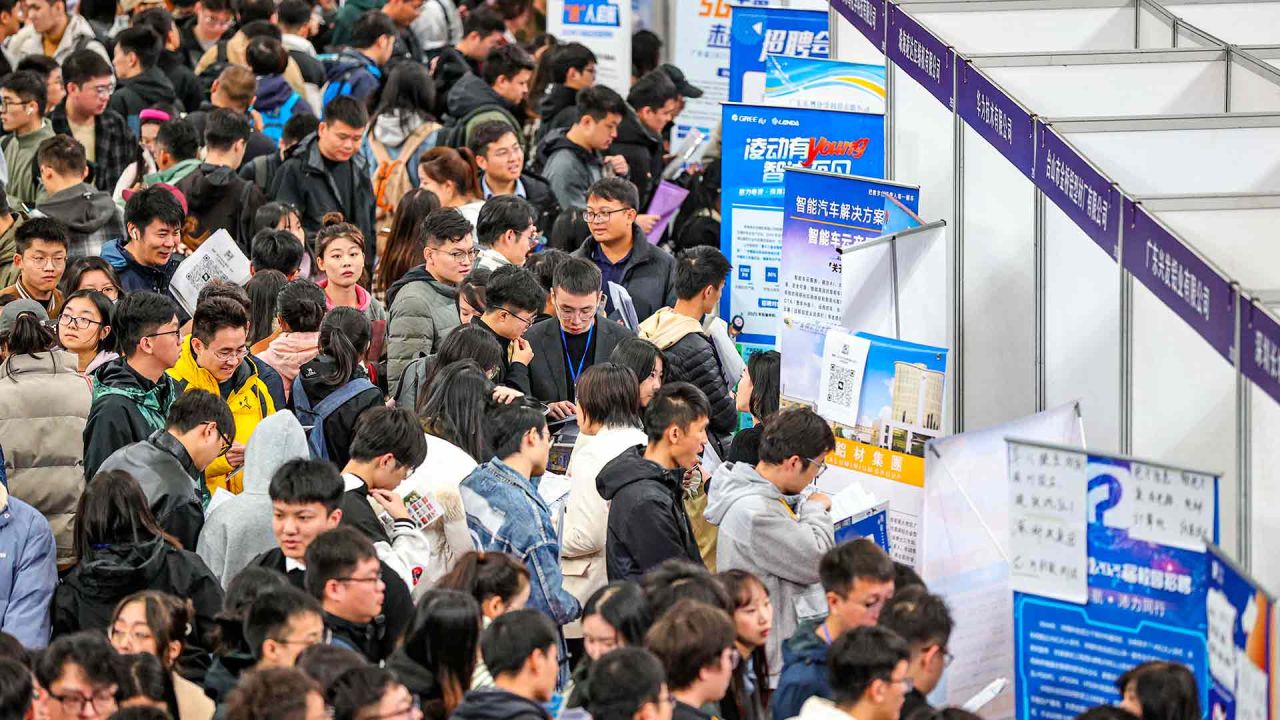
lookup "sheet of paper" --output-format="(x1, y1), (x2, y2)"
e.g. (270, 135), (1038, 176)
(1207, 586), (1238, 688)
(961, 678), (1008, 713)
(662, 128), (706, 179)
(816, 328), (871, 428)
(205, 487), (234, 517)
(1126, 461), (1215, 551)
(538, 472), (572, 506)
(645, 180), (690, 244)
(706, 317), (746, 389)
(1006, 441), (1088, 603)
(829, 482), (878, 524)
(608, 282), (640, 331)
(1236, 647), (1268, 720)
(170, 229), (251, 316)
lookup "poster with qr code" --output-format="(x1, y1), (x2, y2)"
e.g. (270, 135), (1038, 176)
(818, 328), (871, 427)
(170, 229), (251, 316)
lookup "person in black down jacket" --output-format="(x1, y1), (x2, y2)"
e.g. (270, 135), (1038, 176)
(615, 71), (679, 208)
(598, 382), (709, 582)
(451, 610), (561, 720)
(638, 246), (737, 456)
(52, 469), (225, 657)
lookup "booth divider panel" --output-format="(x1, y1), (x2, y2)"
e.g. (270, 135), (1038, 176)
(914, 6), (1137, 53)
(1066, 126), (1280, 195)
(1228, 61), (1280, 112)
(989, 62), (1225, 117)
(1249, 383), (1280, 590)
(1155, 207), (1280, 292)
(1163, 1), (1280, 45)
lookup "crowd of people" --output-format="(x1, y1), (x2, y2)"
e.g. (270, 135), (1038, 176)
(0, 2), (1203, 720)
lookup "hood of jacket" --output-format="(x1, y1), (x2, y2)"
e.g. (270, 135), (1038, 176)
(452, 690), (549, 720)
(385, 264), (457, 309)
(144, 157), (202, 186)
(91, 358), (175, 428)
(795, 698), (853, 720)
(615, 108), (662, 153)
(325, 48), (380, 85)
(254, 74), (296, 113)
(703, 461), (788, 526)
(538, 83), (577, 120)
(76, 537), (168, 598)
(37, 183), (118, 233)
(261, 331), (320, 379)
(596, 445), (680, 502)
(385, 649), (441, 698)
(298, 353), (371, 401)
(181, 164), (240, 213)
(241, 410), (310, 495)
(372, 110), (433, 148)
(318, 279), (374, 313)
(446, 72), (515, 120)
(782, 618), (829, 667)
(535, 127), (601, 171)
(638, 307), (703, 349)
(100, 237), (127, 270)
(120, 66), (177, 106)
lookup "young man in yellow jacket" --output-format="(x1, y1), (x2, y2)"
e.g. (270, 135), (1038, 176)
(168, 295), (276, 494)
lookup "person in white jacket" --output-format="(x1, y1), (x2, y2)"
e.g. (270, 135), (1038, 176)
(790, 626), (911, 720)
(560, 363), (647, 639)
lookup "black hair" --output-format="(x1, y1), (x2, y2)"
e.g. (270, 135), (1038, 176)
(550, 42), (596, 84)
(0, 658), (32, 720)
(672, 160), (721, 253)
(418, 324), (503, 407)
(59, 289), (115, 354)
(348, 406), (428, 467)
(373, 63), (437, 131)
(60, 48), (114, 89)
(487, 402), (547, 461)
(437, 551), (530, 609)
(324, 95), (370, 130)
(1115, 662), (1201, 720)
(246, 35), (288, 76)
(644, 599), (736, 691)
(377, 188), (440, 296)
(251, 229), (305, 277)
(643, 381), (710, 444)
(275, 279), (325, 333)
(476, 196), (537, 248)
(0, 308), (54, 359)
(1074, 708), (1141, 720)
(36, 134), (87, 177)
(586, 647), (665, 720)
(295, 646), (367, 692)
(327, 667), (395, 720)
(0, 634), (26, 670)
(587, 176), (638, 211)
(197, 279), (251, 311)
(674, 246), (731, 300)
(115, 653), (169, 706)
(60, 256), (122, 299)
(627, 70), (678, 112)
(457, 267), (490, 318)
(351, 9), (397, 50)
(317, 306), (371, 387)
(480, 608), (558, 678)
(483, 43), (534, 86)
(225, 667), (322, 720)
(156, 117), (200, 160)
(631, 30), (663, 78)
(463, 5), (504, 37)
(484, 264), (546, 315)
(828, 626), (910, 706)
(576, 84), (627, 122)
(283, 113), (320, 147)
(74, 470), (175, 559)
(132, 7), (174, 38)
(718, 569), (771, 717)
(124, 184), (185, 234)
(277, 0), (311, 28)
(576, 364), (641, 430)
(245, 270), (287, 345)
(758, 407), (835, 466)
(468, 120), (520, 158)
(609, 337), (663, 393)
(15, 215), (69, 254)
(16, 55), (57, 79)
(525, 248), (568, 293)
(401, 589), (481, 716)
(205, 107), (252, 152)
(112, 290), (179, 356)
(879, 585), (954, 652)
(820, 538), (896, 596)
(268, 458), (344, 514)
(745, 350), (780, 420)
(641, 560), (732, 619)
(583, 581), (652, 647)
(303, 526), (377, 600)
(0, 70), (46, 115)
(199, 0), (231, 13)
(192, 295), (249, 345)
(421, 207), (473, 247)
(116, 25), (163, 70)
(420, 360), (495, 462)
(214, 567), (291, 655)
(253, 202), (303, 236)
(166, 388), (235, 439)
(552, 256), (600, 296)
(35, 631), (119, 690)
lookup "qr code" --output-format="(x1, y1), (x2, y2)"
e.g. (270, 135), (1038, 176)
(183, 256), (221, 287)
(826, 365), (857, 406)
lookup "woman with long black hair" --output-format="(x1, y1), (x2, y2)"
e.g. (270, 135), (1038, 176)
(290, 307), (383, 466)
(386, 589), (481, 719)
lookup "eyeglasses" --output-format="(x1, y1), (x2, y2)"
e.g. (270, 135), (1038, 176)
(941, 648), (954, 668)
(434, 247), (479, 263)
(336, 575), (384, 585)
(584, 207), (630, 224)
(884, 675), (914, 692)
(144, 328), (181, 340)
(200, 11), (233, 27)
(555, 299), (601, 320)
(48, 689), (117, 716)
(0, 97), (32, 111)
(207, 423), (233, 455)
(25, 254), (66, 268)
(362, 696), (421, 720)
(108, 626), (154, 645)
(86, 83), (115, 97)
(500, 307), (536, 328)
(211, 346), (250, 363)
(804, 456), (828, 479)
(59, 314), (102, 330)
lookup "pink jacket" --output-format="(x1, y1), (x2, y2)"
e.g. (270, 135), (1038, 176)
(257, 332), (321, 397)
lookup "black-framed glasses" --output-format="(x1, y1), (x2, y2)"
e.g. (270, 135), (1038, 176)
(335, 575), (383, 585)
(144, 328), (181, 340)
(584, 207), (630, 223)
(362, 696), (421, 720)
(209, 423), (233, 455)
(500, 307), (536, 328)
(48, 688), (117, 716)
(59, 314), (102, 330)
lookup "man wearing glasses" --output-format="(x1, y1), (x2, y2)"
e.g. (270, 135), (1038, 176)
(0, 217), (67, 312)
(792, 626), (913, 720)
(35, 633), (120, 720)
(83, 291), (182, 479)
(524, 257), (633, 418)
(879, 586), (955, 720)
(471, 264), (546, 395)
(50, 50), (133, 195)
(0, 71), (54, 210)
(97, 389), (235, 552)
(305, 526), (394, 663)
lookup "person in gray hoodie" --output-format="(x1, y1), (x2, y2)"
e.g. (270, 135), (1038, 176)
(703, 406), (837, 680)
(196, 410), (311, 588)
(32, 134), (125, 258)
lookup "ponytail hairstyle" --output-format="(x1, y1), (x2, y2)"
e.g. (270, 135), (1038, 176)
(436, 550), (530, 613)
(0, 308), (55, 366)
(276, 279), (326, 333)
(419, 147), (482, 201)
(315, 212), (367, 262)
(111, 591), (195, 669)
(317, 307), (371, 387)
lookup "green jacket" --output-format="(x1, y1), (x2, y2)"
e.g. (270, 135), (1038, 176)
(331, 0), (384, 48)
(0, 211), (27, 287)
(4, 122), (55, 210)
(144, 157), (203, 186)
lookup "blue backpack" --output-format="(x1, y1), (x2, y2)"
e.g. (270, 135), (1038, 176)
(291, 375), (377, 460)
(319, 54), (383, 113)
(259, 93), (302, 145)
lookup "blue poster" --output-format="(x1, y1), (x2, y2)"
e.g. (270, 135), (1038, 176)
(835, 501), (891, 554)
(1013, 454), (1220, 720)
(720, 103), (885, 351)
(1207, 545), (1274, 720)
(728, 6), (829, 104)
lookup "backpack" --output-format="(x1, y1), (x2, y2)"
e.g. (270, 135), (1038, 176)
(320, 56), (383, 113)
(259, 93), (301, 145)
(290, 374), (377, 460)
(198, 41), (231, 96)
(370, 121), (439, 224)
(434, 104), (521, 150)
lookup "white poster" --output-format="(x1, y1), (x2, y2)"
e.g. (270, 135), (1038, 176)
(817, 328), (871, 428)
(1006, 440), (1089, 604)
(546, 0), (632, 94)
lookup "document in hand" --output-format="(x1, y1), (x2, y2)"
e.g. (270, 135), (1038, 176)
(170, 229), (251, 316)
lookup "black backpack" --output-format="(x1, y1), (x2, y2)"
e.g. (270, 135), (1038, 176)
(197, 41), (231, 96)
(434, 103), (522, 150)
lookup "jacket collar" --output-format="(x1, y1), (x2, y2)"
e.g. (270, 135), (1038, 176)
(577, 226), (653, 269)
(148, 429), (202, 481)
(479, 457), (541, 498)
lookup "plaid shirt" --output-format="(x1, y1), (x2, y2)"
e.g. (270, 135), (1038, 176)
(50, 105), (135, 194)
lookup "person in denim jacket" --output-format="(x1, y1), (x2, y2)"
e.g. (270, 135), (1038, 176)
(461, 401), (581, 685)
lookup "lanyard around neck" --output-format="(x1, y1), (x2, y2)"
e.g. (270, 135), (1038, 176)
(560, 323), (595, 393)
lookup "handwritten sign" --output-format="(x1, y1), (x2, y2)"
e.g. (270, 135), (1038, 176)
(1236, 652), (1268, 720)
(1207, 587), (1238, 688)
(1007, 441), (1088, 603)
(1126, 462), (1216, 551)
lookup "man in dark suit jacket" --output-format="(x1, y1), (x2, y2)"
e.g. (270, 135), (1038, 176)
(525, 256), (633, 419)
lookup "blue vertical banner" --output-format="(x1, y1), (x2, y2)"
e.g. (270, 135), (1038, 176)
(729, 6), (830, 104)
(719, 103), (886, 351)
(1207, 545), (1274, 720)
(1011, 442), (1220, 720)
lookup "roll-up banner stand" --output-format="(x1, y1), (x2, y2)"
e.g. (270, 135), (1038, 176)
(671, 0), (767, 144)
(729, 5), (831, 103)
(546, 0), (632, 94)
(719, 102), (886, 351)
(1008, 438), (1220, 720)
(1206, 543), (1275, 720)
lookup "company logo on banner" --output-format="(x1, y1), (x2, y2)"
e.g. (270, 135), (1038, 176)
(729, 6), (830, 104)
(546, 0), (630, 93)
(563, 0), (619, 25)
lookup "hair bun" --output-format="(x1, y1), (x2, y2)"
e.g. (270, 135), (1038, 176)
(321, 211), (346, 227)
